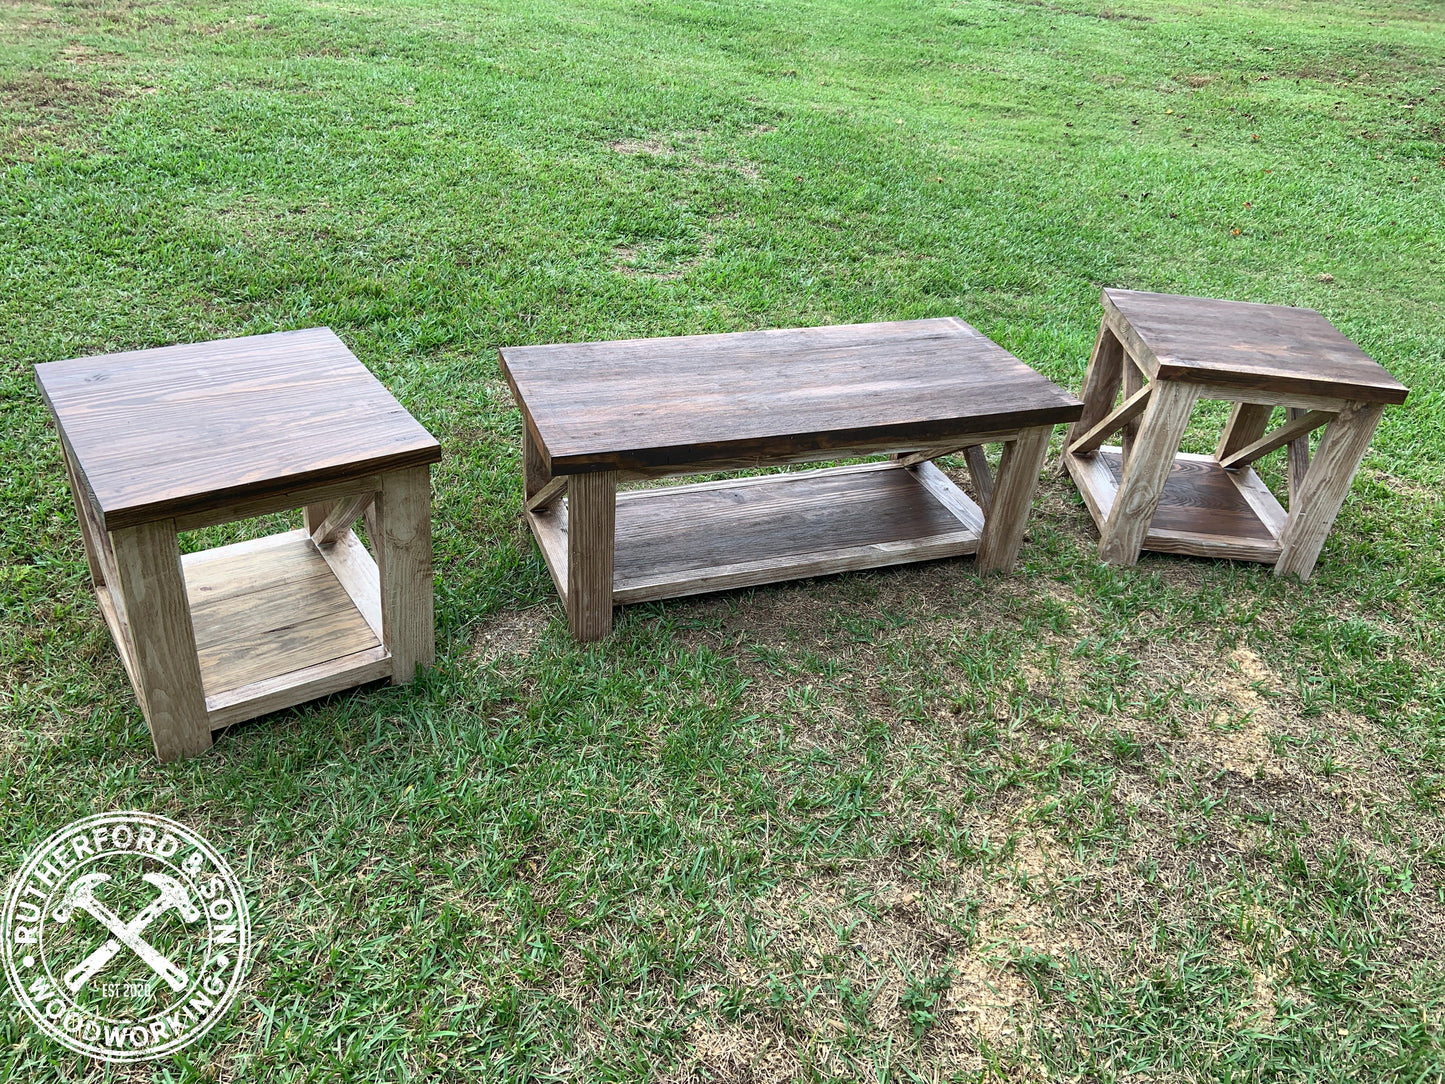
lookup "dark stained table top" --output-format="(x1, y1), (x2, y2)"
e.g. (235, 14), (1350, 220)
(1104, 289), (1409, 405)
(500, 318), (1083, 473)
(36, 328), (441, 531)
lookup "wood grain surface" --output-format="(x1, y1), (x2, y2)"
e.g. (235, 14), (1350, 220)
(528, 462), (984, 607)
(501, 319), (1082, 473)
(35, 328), (441, 531)
(112, 520), (212, 761)
(182, 530), (380, 698)
(1102, 289), (1409, 405)
(1067, 448), (1285, 564)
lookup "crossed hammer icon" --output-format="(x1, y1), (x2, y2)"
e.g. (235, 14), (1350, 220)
(51, 872), (202, 994)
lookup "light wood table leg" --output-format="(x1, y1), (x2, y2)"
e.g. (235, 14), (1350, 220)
(1061, 318), (1125, 469)
(1275, 400), (1384, 581)
(566, 470), (616, 641)
(109, 520), (211, 762)
(1098, 380), (1199, 566)
(371, 465), (434, 683)
(976, 425), (1051, 573)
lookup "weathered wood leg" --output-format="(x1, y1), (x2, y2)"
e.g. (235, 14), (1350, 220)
(372, 465), (434, 682)
(1215, 403), (1273, 462)
(976, 426), (1051, 573)
(1098, 380), (1199, 566)
(1285, 406), (1312, 507)
(1120, 356), (1144, 467)
(566, 470), (616, 640)
(523, 421), (551, 503)
(1061, 319), (1125, 468)
(61, 449), (106, 588)
(963, 445), (995, 515)
(109, 521), (211, 762)
(1274, 400), (1384, 581)
(303, 501), (333, 535)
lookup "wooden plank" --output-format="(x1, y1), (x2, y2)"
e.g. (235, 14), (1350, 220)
(1063, 318), (1126, 458)
(1121, 355), (1144, 466)
(1285, 406), (1312, 507)
(1143, 527), (1280, 563)
(1226, 464), (1289, 540)
(524, 475), (568, 513)
(1097, 381), (1200, 566)
(182, 532), (379, 697)
(94, 587), (146, 718)
(373, 465), (434, 682)
(310, 491), (375, 545)
(976, 426), (1051, 573)
(911, 460), (987, 534)
(174, 474), (383, 534)
(527, 504), (569, 605)
(61, 448), (106, 587)
(1275, 401), (1385, 580)
(611, 465), (978, 602)
(523, 420), (551, 501)
(1067, 382), (1154, 457)
(1102, 289), (1409, 405)
(1069, 448), (1281, 563)
(35, 329), (441, 532)
(1063, 449), (1118, 529)
(525, 463), (983, 608)
(566, 471), (617, 640)
(617, 531), (978, 604)
(110, 520), (212, 762)
(614, 430), (1019, 481)
(1099, 449), (1277, 543)
(500, 318), (1082, 474)
(1194, 387), (1347, 413)
(318, 529), (384, 641)
(1215, 403), (1274, 462)
(303, 501), (332, 536)
(1218, 409), (1336, 471)
(962, 445), (994, 515)
(206, 645), (392, 730)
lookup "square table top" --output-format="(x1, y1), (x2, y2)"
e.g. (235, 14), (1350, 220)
(36, 328), (441, 531)
(500, 318), (1083, 473)
(1103, 289), (1409, 405)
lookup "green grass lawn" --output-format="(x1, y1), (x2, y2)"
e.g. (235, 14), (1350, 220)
(3, 0), (1444, 1079)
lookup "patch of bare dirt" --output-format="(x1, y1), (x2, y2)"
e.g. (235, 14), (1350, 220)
(470, 606), (551, 667)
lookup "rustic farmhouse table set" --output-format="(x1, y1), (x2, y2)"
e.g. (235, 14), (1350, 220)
(35, 292), (1409, 761)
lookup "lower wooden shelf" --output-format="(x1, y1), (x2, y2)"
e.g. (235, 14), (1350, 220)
(528, 460), (986, 606)
(1065, 446), (1287, 563)
(96, 528), (392, 731)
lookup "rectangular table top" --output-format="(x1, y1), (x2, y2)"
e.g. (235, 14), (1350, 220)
(500, 318), (1083, 473)
(36, 328), (441, 531)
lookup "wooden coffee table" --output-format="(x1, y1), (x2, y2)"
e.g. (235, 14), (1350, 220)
(36, 329), (441, 761)
(501, 319), (1082, 640)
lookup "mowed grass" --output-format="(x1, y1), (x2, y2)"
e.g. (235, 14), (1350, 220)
(2, 0), (1445, 1079)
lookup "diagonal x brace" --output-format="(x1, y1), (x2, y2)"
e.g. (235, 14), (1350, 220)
(1068, 382), (1154, 457)
(311, 492), (376, 545)
(1218, 409), (1336, 471)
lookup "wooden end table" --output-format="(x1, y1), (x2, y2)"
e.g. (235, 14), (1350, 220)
(1062, 289), (1409, 578)
(36, 328), (442, 762)
(501, 319), (1083, 641)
